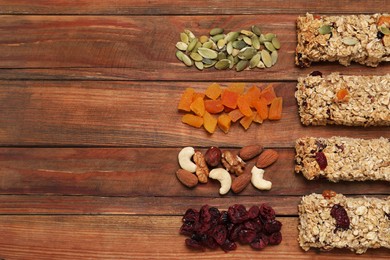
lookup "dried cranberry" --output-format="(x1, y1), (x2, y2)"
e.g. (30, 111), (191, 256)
(221, 239), (237, 252)
(248, 205), (260, 219)
(330, 204), (350, 231)
(250, 234), (269, 249)
(228, 224), (243, 242)
(259, 203), (275, 222)
(269, 232), (282, 245)
(243, 220), (258, 231)
(315, 151), (328, 170)
(209, 207), (221, 227)
(228, 204), (249, 224)
(180, 221), (197, 236)
(211, 225), (227, 245)
(185, 238), (204, 250)
(335, 144), (344, 152)
(238, 229), (257, 244)
(199, 205), (211, 224)
(202, 235), (218, 249)
(309, 71), (322, 77)
(377, 31), (385, 39)
(264, 220), (282, 234)
(182, 208), (199, 223)
(219, 210), (229, 224)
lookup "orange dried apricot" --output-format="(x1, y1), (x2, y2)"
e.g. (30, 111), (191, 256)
(203, 111), (218, 134)
(205, 83), (222, 100)
(237, 95), (253, 117)
(254, 97), (269, 120)
(240, 113), (255, 130)
(336, 88), (349, 102)
(268, 97), (283, 120)
(228, 109), (244, 122)
(204, 99), (224, 114)
(260, 84), (276, 105)
(221, 89), (239, 109)
(182, 114), (203, 128)
(190, 97), (205, 116)
(218, 114), (231, 133)
(245, 85), (261, 107)
(227, 83), (245, 94)
(178, 88), (195, 112)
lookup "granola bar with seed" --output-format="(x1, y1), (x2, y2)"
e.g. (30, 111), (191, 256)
(296, 13), (390, 67)
(296, 73), (390, 126)
(295, 136), (390, 182)
(298, 193), (390, 254)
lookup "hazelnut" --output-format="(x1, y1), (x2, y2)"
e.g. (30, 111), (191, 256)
(204, 146), (222, 167)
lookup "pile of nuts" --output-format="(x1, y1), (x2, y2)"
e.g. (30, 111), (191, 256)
(176, 145), (279, 194)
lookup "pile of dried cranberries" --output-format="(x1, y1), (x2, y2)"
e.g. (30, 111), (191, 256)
(180, 204), (282, 252)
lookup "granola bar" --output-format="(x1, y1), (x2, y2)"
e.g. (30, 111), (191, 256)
(296, 13), (390, 67)
(298, 193), (390, 254)
(295, 136), (390, 182)
(295, 73), (390, 126)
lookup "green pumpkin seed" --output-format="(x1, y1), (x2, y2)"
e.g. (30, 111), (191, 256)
(199, 35), (209, 44)
(264, 41), (276, 52)
(203, 41), (214, 49)
(318, 25), (332, 35)
(227, 55), (235, 69)
(190, 52), (203, 62)
(195, 61), (204, 70)
(238, 47), (257, 60)
(202, 58), (215, 65)
(217, 39), (227, 50)
(212, 34), (225, 42)
(226, 41), (233, 55)
(379, 26), (390, 35)
(210, 28), (224, 36)
(182, 53), (193, 66)
(260, 50), (272, 68)
(215, 59), (231, 70)
(185, 29), (195, 39)
(251, 25), (261, 36)
(176, 42), (188, 51)
(259, 34), (268, 43)
(240, 30), (254, 37)
(225, 31), (240, 42)
(180, 32), (189, 44)
(193, 41), (202, 53)
(204, 60), (217, 68)
(198, 47), (218, 59)
(249, 53), (261, 68)
(232, 40), (247, 49)
(257, 60), (265, 68)
(271, 51), (278, 65)
(265, 33), (276, 41)
(243, 36), (252, 45)
(176, 50), (184, 61)
(232, 48), (240, 57)
(251, 35), (260, 49)
(236, 60), (249, 72)
(187, 38), (198, 52)
(271, 37), (281, 49)
(217, 52), (227, 60)
(342, 37), (359, 45)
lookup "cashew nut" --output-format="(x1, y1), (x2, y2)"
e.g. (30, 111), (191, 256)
(178, 147), (197, 173)
(251, 166), (272, 190)
(209, 168), (232, 195)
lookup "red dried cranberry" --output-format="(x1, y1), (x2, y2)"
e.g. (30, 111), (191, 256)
(182, 208), (199, 223)
(309, 71), (322, 77)
(269, 232), (282, 245)
(199, 205), (212, 224)
(250, 234), (269, 249)
(238, 229), (257, 244)
(185, 238), (204, 250)
(315, 151), (328, 170)
(264, 220), (282, 234)
(180, 221), (197, 236)
(209, 207), (221, 226)
(219, 210), (229, 224)
(330, 204), (350, 231)
(248, 205), (260, 219)
(221, 239), (237, 252)
(228, 204), (249, 224)
(259, 203), (275, 221)
(228, 224), (243, 242)
(202, 235), (218, 249)
(211, 225), (227, 245)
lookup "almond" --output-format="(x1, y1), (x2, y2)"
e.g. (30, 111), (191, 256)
(239, 145), (263, 161)
(256, 149), (279, 168)
(231, 173), (252, 193)
(176, 169), (198, 188)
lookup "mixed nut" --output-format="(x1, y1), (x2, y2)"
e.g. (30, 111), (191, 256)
(175, 26), (281, 71)
(176, 145), (279, 195)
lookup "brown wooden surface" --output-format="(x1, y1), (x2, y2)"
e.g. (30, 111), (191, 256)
(0, 1), (389, 259)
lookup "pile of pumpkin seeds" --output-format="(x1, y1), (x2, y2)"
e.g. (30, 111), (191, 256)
(175, 25), (280, 71)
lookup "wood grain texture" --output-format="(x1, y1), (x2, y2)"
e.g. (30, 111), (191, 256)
(0, 81), (388, 146)
(0, 216), (389, 260)
(0, 148), (388, 197)
(0, 0), (387, 15)
(0, 15), (388, 81)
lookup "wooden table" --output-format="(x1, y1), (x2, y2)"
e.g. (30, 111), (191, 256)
(0, 1), (388, 259)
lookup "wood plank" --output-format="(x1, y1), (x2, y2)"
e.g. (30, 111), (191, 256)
(0, 0), (386, 15)
(0, 148), (388, 196)
(0, 81), (388, 146)
(0, 15), (388, 81)
(0, 215), (389, 259)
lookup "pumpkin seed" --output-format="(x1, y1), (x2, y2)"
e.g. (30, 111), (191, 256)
(243, 36), (252, 45)
(199, 35), (209, 44)
(259, 34), (268, 43)
(202, 58), (215, 65)
(185, 29), (195, 39)
(210, 28), (224, 36)
(217, 52), (227, 60)
(251, 25), (261, 36)
(236, 60), (249, 72)
(195, 61), (204, 70)
(342, 37), (359, 46)
(215, 59), (231, 70)
(182, 53), (193, 66)
(180, 33), (189, 44)
(318, 25), (332, 35)
(176, 50), (184, 61)
(271, 50), (278, 65)
(271, 37), (281, 49)
(227, 55), (235, 69)
(203, 41), (214, 49)
(232, 48), (240, 57)
(193, 41), (202, 53)
(198, 47), (218, 59)
(204, 60), (217, 68)
(379, 26), (390, 35)
(261, 50), (272, 68)
(264, 42), (276, 52)
(257, 60), (265, 68)
(225, 31), (240, 42)
(232, 40), (247, 49)
(190, 52), (203, 62)
(241, 30), (254, 37)
(265, 33), (275, 41)
(187, 38), (198, 52)
(226, 41), (233, 55)
(217, 39), (227, 50)
(249, 53), (261, 68)
(212, 34), (225, 42)
(238, 47), (257, 60)
(251, 35), (261, 49)
(176, 41), (188, 51)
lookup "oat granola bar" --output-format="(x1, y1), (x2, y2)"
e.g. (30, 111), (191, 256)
(295, 136), (390, 182)
(295, 73), (390, 126)
(296, 13), (390, 67)
(298, 193), (390, 254)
